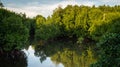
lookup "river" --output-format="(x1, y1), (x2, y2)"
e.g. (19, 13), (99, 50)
(0, 41), (97, 67)
(23, 46), (64, 67)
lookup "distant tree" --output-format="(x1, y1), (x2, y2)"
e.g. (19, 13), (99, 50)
(0, 0), (4, 7)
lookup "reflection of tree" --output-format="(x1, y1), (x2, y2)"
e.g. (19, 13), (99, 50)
(34, 41), (97, 66)
(51, 48), (97, 67)
(0, 50), (27, 67)
(34, 41), (63, 63)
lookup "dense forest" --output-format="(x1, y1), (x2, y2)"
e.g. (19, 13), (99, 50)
(0, 4), (120, 67)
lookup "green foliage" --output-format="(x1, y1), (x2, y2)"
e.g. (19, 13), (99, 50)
(35, 5), (120, 41)
(35, 24), (60, 40)
(35, 15), (61, 40)
(88, 12), (120, 40)
(0, 8), (29, 51)
(91, 33), (120, 67)
(36, 15), (46, 28)
(77, 37), (84, 44)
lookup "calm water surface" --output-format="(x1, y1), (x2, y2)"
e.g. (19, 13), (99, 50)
(23, 46), (64, 67)
(0, 41), (97, 67)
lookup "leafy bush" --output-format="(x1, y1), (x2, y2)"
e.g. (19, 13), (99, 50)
(0, 8), (29, 51)
(35, 24), (60, 40)
(91, 33), (120, 67)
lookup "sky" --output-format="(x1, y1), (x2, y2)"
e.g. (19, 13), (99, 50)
(1, 0), (120, 18)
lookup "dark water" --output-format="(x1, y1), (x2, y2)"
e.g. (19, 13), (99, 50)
(0, 41), (97, 67)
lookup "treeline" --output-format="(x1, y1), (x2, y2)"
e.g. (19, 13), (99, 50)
(36, 5), (120, 42)
(0, 5), (120, 66)
(0, 8), (35, 51)
(1, 5), (120, 51)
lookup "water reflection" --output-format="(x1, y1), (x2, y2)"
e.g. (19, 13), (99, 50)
(51, 48), (96, 67)
(34, 41), (97, 67)
(0, 41), (97, 67)
(24, 46), (64, 67)
(0, 50), (27, 67)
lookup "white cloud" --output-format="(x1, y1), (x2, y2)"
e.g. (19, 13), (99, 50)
(5, 1), (95, 18)
(100, 0), (120, 3)
(98, 0), (120, 5)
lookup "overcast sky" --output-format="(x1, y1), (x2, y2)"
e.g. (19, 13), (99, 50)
(2, 0), (120, 18)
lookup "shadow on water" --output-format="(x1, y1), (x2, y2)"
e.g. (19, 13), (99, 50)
(33, 40), (98, 67)
(0, 50), (27, 67)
